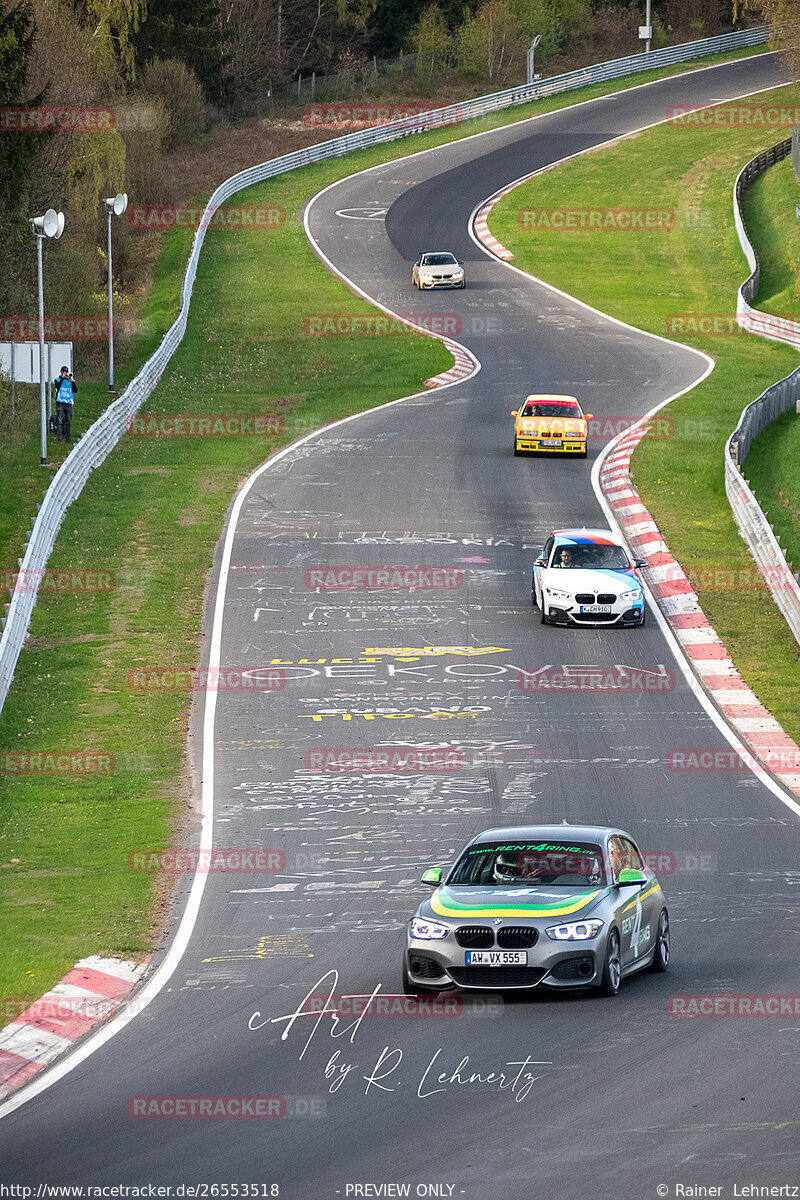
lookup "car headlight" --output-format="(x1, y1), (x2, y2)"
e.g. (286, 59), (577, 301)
(410, 917), (448, 940)
(546, 919), (604, 941)
(619, 588), (643, 602)
(545, 587), (571, 600)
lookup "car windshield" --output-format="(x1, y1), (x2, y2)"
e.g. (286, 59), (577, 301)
(551, 544), (630, 569)
(521, 402), (581, 418)
(422, 254), (457, 266)
(448, 841), (607, 887)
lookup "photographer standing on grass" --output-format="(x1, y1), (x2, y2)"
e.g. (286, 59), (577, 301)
(54, 365), (77, 444)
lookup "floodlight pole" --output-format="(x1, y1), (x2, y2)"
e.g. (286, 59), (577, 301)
(527, 35), (542, 86)
(646, 0), (651, 52)
(107, 203), (114, 390)
(29, 208), (65, 463)
(35, 231), (46, 464)
(104, 193), (128, 391)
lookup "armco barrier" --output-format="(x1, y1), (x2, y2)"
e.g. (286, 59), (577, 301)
(0, 24), (773, 715)
(726, 140), (800, 648)
(733, 136), (800, 353)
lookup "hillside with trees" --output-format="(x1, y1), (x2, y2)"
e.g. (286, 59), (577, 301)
(0, 0), (771, 386)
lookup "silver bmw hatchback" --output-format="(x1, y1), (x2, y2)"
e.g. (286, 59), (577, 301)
(402, 824), (669, 996)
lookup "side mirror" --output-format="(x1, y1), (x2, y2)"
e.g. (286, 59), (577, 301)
(634, 558), (647, 569)
(583, 412), (594, 420)
(511, 410), (518, 418)
(534, 555), (545, 566)
(617, 868), (647, 888)
(421, 867), (442, 887)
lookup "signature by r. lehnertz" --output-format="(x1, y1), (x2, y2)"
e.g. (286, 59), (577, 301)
(248, 969), (550, 1102)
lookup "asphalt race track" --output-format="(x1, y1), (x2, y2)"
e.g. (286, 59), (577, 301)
(1, 52), (798, 1199)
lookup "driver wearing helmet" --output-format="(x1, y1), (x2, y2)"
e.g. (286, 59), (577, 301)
(493, 851), (526, 884)
(493, 851), (556, 885)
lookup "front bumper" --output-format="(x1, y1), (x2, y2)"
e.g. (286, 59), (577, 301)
(418, 276), (465, 288)
(543, 599), (644, 626)
(404, 938), (601, 991)
(515, 437), (586, 454)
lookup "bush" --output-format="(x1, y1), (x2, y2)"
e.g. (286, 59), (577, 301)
(140, 58), (207, 150)
(411, 5), (453, 82)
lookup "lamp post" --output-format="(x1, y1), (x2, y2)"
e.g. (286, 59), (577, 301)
(103, 192), (128, 391)
(29, 208), (65, 465)
(639, 0), (652, 52)
(526, 34), (542, 85)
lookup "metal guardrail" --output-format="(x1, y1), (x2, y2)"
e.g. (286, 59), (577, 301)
(726, 140), (800, 648)
(0, 23), (774, 715)
(734, 136), (799, 348)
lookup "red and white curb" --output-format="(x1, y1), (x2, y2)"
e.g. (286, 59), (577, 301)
(601, 423), (800, 798)
(425, 338), (477, 387)
(0, 955), (149, 1100)
(473, 177), (526, 260)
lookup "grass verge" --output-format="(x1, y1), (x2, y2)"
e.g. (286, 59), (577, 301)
(0, 39), (780, 1021)
(489, 82), (800, 742)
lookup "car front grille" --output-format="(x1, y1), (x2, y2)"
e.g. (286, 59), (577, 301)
(449, 967), (548, 989)
(455, 926), (494, 949)
(575, 593), (594, 604)
(597, 593), (616, 604)
(496, 926), (538, 949)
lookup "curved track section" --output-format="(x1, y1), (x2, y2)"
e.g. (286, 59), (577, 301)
(1, 53), (798, 1198)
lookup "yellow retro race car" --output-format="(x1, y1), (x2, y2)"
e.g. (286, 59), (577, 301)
(512, 394), (593, 457)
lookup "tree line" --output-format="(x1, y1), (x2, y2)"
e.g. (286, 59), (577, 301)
(0, 0), (767, 379)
